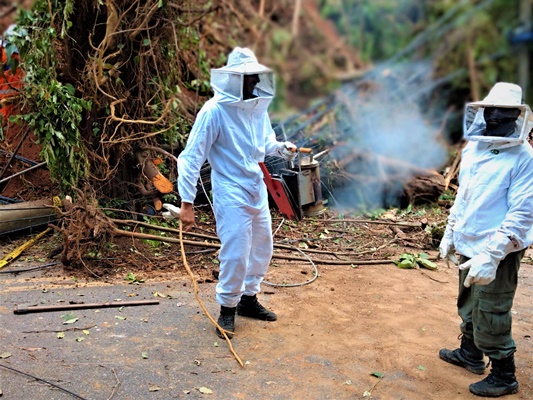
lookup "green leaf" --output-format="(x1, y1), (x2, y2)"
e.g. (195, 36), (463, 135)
(398, 253), (415, 262)
(396, 252), (417, 269)
(62, 316), (78, 324)
(397, 259), (415, 269)
(416, 258), (438, 271)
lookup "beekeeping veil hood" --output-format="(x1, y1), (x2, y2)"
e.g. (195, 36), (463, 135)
(463, 82), (533, 149)
(210, 47), (275, 108)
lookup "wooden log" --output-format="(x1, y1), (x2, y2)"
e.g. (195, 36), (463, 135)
(135, 150), (173, 194)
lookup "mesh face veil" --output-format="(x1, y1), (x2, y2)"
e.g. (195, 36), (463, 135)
(463, 83), (533, 148)
(210, 70), (275, 101)
(210, 47), (275, 103)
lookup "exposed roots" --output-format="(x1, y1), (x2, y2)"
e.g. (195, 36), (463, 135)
(52, 187), (117, 269)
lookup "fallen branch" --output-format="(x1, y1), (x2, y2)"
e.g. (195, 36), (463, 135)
(140, 144), (179, 164)
(0, 364), (86, 400)
(444, 142), (466, 191)
(274, 253), (406, 266)
(22, 324), (97, 334)
(313, 218), (423, 228)
(113, 227), (405, 265)
(14, 300), (159, 314)
(113, 227), (221, 249)
(114, 218), (420, 258)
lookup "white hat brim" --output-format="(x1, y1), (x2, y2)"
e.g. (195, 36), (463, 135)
(467, 100), (528, 109)
(213, 62), (271, 75)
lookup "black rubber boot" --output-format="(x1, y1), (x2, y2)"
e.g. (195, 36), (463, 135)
(439, 335), (486, 375)
(237, 295), (277, 321)
(216, 306), (236, 339)
(469, 355), (519, 397)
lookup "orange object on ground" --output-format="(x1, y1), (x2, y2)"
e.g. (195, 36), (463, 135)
(0, 45), (24, 122)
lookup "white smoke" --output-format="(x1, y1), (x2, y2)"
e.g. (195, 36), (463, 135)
(328, 60), (448, 211)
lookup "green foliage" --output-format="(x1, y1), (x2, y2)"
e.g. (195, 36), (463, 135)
(162, 193), (178, 203)
(12, 1), (92, 191)
(126, 272), (145, 284)
(439, 190), (455, 201)
(395, 252), (438, 270)
(319, 0), (522, 98)
(363, 208), (387, 220)
(320, 0), (422, 62)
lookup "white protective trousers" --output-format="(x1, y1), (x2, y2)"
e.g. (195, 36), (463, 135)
(213, 182), (273, 307)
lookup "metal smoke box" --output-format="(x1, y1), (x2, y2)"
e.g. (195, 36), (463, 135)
(281, 153), (324, 219)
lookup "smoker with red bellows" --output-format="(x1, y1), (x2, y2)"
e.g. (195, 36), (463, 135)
(260, 147), (327, 220)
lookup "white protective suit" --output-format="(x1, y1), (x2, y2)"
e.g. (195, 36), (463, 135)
(441, 82), (533, 286)
(177, 48), (292, 307)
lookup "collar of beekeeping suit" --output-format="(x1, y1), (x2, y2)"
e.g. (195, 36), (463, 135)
(463, 82), (533, 149)
(210, 47), (275, 106)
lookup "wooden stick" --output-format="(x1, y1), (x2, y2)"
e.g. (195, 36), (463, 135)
(315, 218), (423, 228)
(14, 300), (159, 314)
(292, 0), (302, 37)
(114, 227), (432, 266)
(444, 142), (466, 191)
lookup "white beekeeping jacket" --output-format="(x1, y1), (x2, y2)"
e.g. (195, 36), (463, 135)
(450, 83), (533, 258)
(178, 48), (283, 206)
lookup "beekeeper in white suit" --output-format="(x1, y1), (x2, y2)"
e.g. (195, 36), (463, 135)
(174, 47), (296, 339)
(439, 82), (533, 397)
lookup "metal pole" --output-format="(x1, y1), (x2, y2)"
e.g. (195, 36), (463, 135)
(0, 161), (47, 186)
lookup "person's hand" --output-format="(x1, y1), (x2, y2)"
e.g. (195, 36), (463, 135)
(459, 232), (517, 288)
(179, 202), (195, 231)
(439, 225), (458, 265)
(459, 252), (498, 288)
(162, 203), (181, 221)
(281, 142), (297, 162)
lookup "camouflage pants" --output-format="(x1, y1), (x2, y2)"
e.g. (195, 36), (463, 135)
(457, 250), (525, 359)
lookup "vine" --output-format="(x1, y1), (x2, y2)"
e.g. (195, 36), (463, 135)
(12, 0), (92, 192)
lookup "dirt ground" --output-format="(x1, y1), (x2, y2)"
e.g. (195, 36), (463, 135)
(1, 206), (533, 399)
